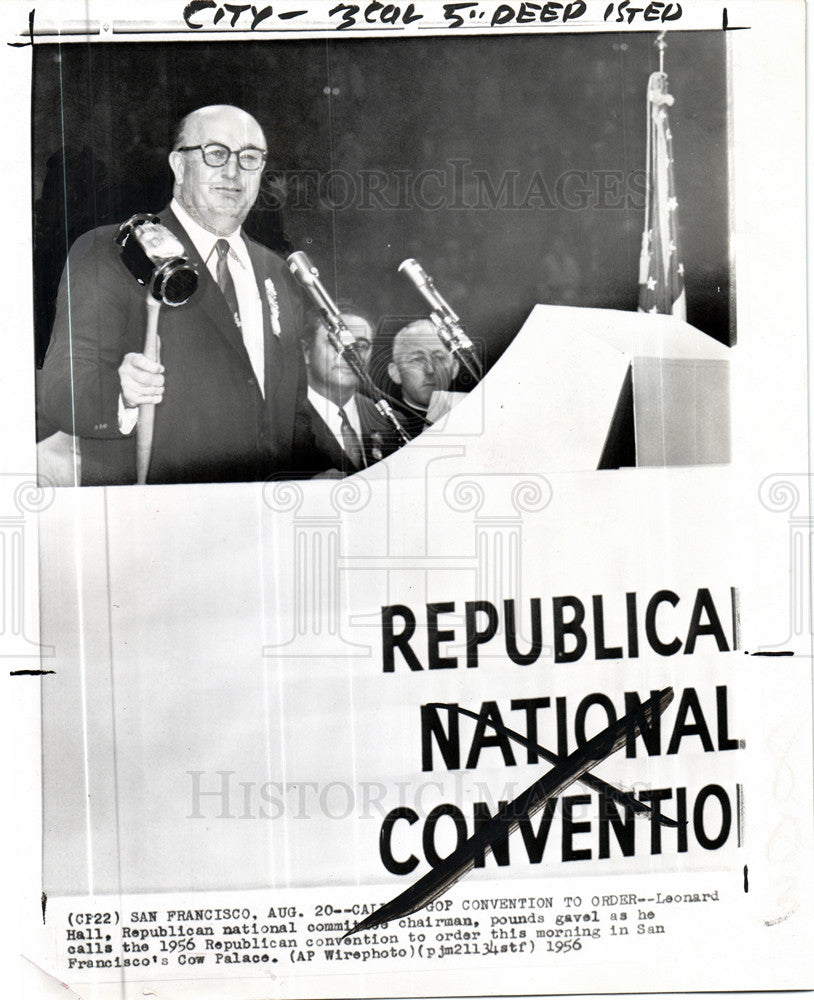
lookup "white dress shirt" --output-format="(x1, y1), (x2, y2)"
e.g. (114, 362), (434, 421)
(171, 198), (265, 393)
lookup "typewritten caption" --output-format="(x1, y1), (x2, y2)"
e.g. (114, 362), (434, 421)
(54, 885), (726, 975)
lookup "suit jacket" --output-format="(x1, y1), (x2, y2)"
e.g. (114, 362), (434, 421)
(37, 206), (308, 485)
(301, 393), (398, 476)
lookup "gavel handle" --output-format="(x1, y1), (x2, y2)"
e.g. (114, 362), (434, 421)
(136, 295), (161, 485)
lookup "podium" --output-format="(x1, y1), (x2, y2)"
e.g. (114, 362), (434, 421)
(36, 305), (732, 486)
(382, 304), (732, 475)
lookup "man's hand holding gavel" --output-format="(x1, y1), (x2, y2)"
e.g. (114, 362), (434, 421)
(118, 351), (165, 408)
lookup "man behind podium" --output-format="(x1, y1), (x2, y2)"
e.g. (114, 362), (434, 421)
(301, 309), (394, 475)
(388, 318), (461, 438)
(37, 104), (308, 485)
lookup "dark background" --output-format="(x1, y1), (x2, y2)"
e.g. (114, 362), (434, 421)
(32, 32), (731, 374)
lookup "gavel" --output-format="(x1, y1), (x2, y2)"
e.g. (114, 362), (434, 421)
(114, 215), (199, 483)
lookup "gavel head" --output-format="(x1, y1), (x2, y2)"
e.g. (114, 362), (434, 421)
(115, 214), (198, 307)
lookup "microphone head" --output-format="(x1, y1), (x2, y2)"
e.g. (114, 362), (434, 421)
(287, 251), (317, 287)
(398, 257), (423, 278)
(398, 258), (433, 294)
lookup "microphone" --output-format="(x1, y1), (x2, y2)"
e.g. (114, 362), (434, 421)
(287, 250), (413, 446)
(115, 214), (198, 306)
(398, 258), (481, 383)
(287, 251), (367, 373)
(398, 258), (460, 321)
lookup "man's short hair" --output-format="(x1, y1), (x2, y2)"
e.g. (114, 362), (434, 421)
(391, 319), (437, 365)
(171, 104), (253, 150)
(300, 307), (325, 351)
(172, 111), (195, 151)
(300, 303), (375, 351)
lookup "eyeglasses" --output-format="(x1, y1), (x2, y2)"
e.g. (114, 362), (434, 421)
(403, 351), (450, 369)
(176, 143), (267, 171)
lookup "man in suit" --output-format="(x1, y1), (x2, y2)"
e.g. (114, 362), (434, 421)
(387, 319), (460, 438)
(37, 104), (308, 485)
(300, 309), (395, 476)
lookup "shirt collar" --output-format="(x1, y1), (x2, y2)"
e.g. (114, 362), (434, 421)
(171, 197), (249, 269)
(307, 386), (359, 424)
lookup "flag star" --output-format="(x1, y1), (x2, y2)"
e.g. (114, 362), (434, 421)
(677, 262), (685, 276)
(649, 306), (658, 315)
(668, 241), (677, 255)
(667, 196), (678, 211)
(647, 276), (657, 290)
(666, 129), (672, 140)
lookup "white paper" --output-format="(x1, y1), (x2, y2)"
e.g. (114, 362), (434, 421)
(1, 2), (811, 998)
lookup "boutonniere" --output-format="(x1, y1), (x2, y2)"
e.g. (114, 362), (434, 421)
(264, 278), (282, 338)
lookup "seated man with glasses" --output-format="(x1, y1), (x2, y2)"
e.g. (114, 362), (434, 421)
(298, 306), (398, 477)
(387, 319), (462, 439)
(38, 104), (310, 485)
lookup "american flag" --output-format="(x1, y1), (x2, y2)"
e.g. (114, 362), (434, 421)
(638, 71), (686, 319)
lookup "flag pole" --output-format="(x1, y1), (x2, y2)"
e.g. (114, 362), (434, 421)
(656, 28), (666, 73)
(645, 32), (668, 246)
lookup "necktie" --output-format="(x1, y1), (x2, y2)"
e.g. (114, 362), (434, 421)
(215, 239), (241, 328)
(338, 406), (364, 469)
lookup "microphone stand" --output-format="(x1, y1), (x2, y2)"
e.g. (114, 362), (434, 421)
(321, 317), (413, 447)
(427, 311), (482, 384)
(398, 258), (482, 384)
(288, 252), (414, 446)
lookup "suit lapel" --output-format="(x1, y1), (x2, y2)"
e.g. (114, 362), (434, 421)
(307, 401), (355, 473)
(161, 205), (253, 371)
